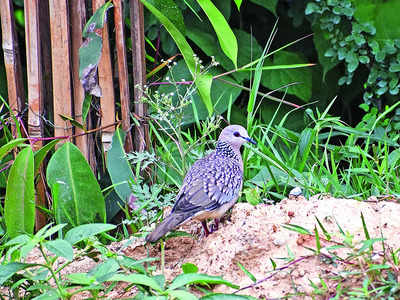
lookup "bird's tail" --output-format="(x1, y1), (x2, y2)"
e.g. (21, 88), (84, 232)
(145, 213), (189, 243)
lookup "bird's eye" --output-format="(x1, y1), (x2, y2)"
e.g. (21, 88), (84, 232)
(233, 131), (240, 137)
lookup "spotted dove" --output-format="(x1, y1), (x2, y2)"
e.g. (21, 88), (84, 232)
(145, 125), (256, 243)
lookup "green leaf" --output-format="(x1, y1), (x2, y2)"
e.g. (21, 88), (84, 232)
(243, 188), (260, 206)
(5, 147), (35, 238)
(261, 51), (312, 102)
(167, 273), (239, 291)
(182, 263), (199, 274)
(237, 262), (257, 283)
(46, 142), (106, 227)
(89, 258), (120, 282)
(141, 0), (213, 115)
(168, 290), (197, 300)
(106, 128), (135, 203)
(0, 138), (27, 161)
(0, 262), (31, 285)
(108, 273), (163, 292)
(44, 239), (74, 261)
(281, 224), (311, 235)
(312, 26), (338, 80)
(67, 273), (95, 285)
(249, 0), (278, 16)
(79, 2), (113, 97)
(353, 0), (400, 40)
(298, 128), (315, 172)
(82, 1), (114, 37)
(82, 94), (92, 123)
(201, 294), (257, 300)
(233, 0), (242, 11)
(34, 139), (60, 176)
(64, 223), (116, 245)
(197, 0), (238, 68)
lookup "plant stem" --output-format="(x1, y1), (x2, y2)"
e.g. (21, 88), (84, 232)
(161, 239), (165, 275)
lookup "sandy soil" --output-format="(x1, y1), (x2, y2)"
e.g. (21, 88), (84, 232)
(2, 194), (400, 299)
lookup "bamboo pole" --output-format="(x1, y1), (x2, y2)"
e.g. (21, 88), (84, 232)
(70, 0), (93, 164)
(0, 0), (26, 136)
(114, 0), (133, 152)
(92, 0), (115, 152)
(49, 0), (73, 140)
(130, 0), (149, 152)
(25, 0), (46, 231)
(24, 0), (43, 150)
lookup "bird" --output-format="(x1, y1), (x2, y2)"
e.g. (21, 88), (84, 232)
(145, 125), (256, 243)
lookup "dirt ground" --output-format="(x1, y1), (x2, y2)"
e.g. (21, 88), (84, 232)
(2, 194), (400, 299)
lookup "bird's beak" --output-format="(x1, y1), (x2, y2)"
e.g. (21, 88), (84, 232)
(244, 136), (257, 145)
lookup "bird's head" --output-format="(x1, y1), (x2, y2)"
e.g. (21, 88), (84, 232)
(218, 125), (257, 149)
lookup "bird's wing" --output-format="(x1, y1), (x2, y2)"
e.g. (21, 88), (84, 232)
(171, 155), (243, 214)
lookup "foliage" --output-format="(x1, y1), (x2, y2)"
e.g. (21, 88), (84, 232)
(281, 215), (400, 299)
(0, 223), (257, 299)
(143, 0), (314, 126)
(4, 147), (35, 239)
(46, 142), (106, 228)
(305, 0), (400, 104)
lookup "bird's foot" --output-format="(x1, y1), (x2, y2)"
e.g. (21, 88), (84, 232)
(201, 220), (210, 236)
(210, 218), (220, 232)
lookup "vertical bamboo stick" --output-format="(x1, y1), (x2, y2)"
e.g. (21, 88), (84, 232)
(49, 0), (73, 140)
(114, 0), (133, 152)
(92, 0), (115, 152)
(70, 0), (91, 160)
(0, 0), (26, 135)
(130, 0), (149, 152)
(24, 0), (43, 149)
(25, 0), (46, 231)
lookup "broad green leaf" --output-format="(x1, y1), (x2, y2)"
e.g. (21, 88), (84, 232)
(167, 273), (239, 291)
(79, 2), (113, 97)
(64, 223), (116, 245)
(249, 0), (278, 16)
(158, 60), (241, 125)
(89, 258), (120, 282)
(0, 138), (27, 161)
(141, 0), (213, 115)
(46, 142), (106, 227)
(106, 128), (135, 203)
(34, 139), (60, 176)
(44, 239), (74, 261)
(0, 262), (31, 285)
(312, 25), (338, 80)
(353, 0), (400, 40)
(67, 273), (95, 285)
(168, 290), (197, 300)
(201, 294), (257, 300)
(260, 102), (305, 131)
(108, 273), (163, 292)
(82, 1), (114, 37)
(5, 147), (35, 238)
(261, 51), (312, 102)
(197, 0), (238, 68)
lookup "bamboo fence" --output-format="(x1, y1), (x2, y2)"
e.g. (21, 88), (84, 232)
(0, 0), (148, 229)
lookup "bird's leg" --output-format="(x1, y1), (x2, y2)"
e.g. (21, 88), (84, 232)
(210, 218), (220, 232)
(201, 220), (210, 236)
